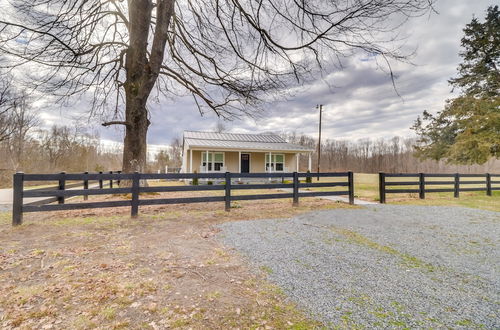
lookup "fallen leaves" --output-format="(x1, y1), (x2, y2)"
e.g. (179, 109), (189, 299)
(0, 200), (330, 328)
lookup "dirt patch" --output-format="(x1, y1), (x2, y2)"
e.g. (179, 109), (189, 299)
(0, 195), (348, 328)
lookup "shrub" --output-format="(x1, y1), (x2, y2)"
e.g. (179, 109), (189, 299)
(207, 181), (213, 185)
(192, 171), (199, 185)
(306, 170), (312, 183)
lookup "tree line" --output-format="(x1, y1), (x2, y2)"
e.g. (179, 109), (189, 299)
(282, 132), (500, 174)
(0, 91), (183, 187)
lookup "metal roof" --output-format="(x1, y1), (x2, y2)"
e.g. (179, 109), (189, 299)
(183, 131), (313, 152)
(184, 130), (286, 143)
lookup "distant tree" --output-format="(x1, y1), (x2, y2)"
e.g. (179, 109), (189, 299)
(0, 0), (435, 173)
(5, 92), (38, 170)
(413, 6), (500, 164)
(215, 121), (227, 133)
(0, 76), (16, 142)
(168, 137), (183, 168)
(154, 149), (170, 172)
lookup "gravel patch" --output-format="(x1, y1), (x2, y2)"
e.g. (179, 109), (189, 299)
(218, 205), (500, 328)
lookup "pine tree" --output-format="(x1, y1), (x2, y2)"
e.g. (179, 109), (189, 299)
(413, 6), (500, 164)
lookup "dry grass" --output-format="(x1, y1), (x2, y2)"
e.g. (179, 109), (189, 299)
(1, 174), (496, 328)
(0, 195), (347, 329)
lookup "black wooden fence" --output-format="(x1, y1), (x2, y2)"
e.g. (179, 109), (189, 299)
(378, 172), (499, 203)
(12, 171), (354, 225)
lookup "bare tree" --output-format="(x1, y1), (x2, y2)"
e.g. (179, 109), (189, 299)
(0, 0), (435, 172)
(215, 120), (227, 133)
(0, 75), (16, 142)
(5, 92), (38, 170)
(168, 137), (183, 168)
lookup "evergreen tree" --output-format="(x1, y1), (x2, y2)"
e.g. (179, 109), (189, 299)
(413, 6), (500, 164)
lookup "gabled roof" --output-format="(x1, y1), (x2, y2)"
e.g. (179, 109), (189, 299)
(183, 130), (313, 152)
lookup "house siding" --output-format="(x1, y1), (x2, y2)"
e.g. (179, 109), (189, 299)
(285, 153), (297, 171)
(192, 151), (201, 172)
(187, 150), (298, 173)
(225, 152), (239, 172)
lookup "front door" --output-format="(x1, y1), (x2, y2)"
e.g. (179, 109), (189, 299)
(240, 153), (250, 173)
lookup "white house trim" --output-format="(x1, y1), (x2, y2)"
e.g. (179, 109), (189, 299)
(200, 151), (226, 173)
(189, 149), (193, 173)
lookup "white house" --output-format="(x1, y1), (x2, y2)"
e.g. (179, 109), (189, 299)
(181, 131), (314, 173)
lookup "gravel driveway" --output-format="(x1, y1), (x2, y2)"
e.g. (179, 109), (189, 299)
(218, 205), (499, 328)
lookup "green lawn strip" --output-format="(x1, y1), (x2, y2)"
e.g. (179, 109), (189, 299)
(310, 173), (499, 211)
(390, 191), (500, 212)
(327, 226), (436, 272)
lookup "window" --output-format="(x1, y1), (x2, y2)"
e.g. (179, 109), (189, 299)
(214, 153), (224, 171)
(201, 152), (224, 171)
(266, 154), (284, 172)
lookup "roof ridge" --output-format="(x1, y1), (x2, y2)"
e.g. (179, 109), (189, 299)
(183, 130), (286, 143)
(183, 130), (279, 136)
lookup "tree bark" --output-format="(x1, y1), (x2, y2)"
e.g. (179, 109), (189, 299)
(121, 0), (175, 173)
(122, 98), (149, 173)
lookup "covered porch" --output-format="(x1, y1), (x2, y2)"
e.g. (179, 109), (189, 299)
(185, 149), (312, 174)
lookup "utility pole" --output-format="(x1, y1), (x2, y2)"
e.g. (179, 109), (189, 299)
(316, 104), (323, 181)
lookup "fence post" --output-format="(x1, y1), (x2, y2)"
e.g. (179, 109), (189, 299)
(99, 171), (103, 189)
(109, 171), (113, 188)
(225, 172), (231, 212)
(419, 173), (425, 199)
(117, 170), (122, 186)
(131, 171), (140, 217)
(83, 171), (89, 201)
(486, 173), (491, 196)
(379, 172), (386, 204)
(348, 171), (354, 205)
(454, 173), (460, 198)
(292, 172), (299, 206)
(12, 172), (24, 226)
(58, 172), (66, 204)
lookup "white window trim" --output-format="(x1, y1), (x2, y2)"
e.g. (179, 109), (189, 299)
(266, 153), (285, 172)
(200, 151), (225, 172)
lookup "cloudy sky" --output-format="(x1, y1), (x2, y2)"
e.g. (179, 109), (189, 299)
(33, 0), (495, 150)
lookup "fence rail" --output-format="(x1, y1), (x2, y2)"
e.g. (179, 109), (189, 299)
(379, 172), (499, 203)
(12, 171), (354, 225)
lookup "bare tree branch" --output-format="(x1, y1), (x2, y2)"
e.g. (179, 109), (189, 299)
(0, 0), (436, 172)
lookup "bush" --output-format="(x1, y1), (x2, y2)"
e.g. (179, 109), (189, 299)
(192, 171), (199, 185)
(207, 181), (213, 185)
(306, 170), (312, 183)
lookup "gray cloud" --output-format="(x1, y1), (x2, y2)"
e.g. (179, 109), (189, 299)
(33, 0), (493, 147)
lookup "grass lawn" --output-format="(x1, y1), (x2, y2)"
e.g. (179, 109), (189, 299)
(305, 173), (500, 212)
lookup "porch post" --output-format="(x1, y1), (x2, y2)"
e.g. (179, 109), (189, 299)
(308, 153), (312, 172)
(296, 154), (300, 172)
(269, 152), (272, 173)
(190, 149), (193, 173)
(238, 151), (241, 173)
(205, 150), (209, 173)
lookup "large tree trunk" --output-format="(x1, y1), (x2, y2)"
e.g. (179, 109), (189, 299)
(122, 97), (150, 173)
(121, 0), (154, 173)
(120, 0), (174, 174)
